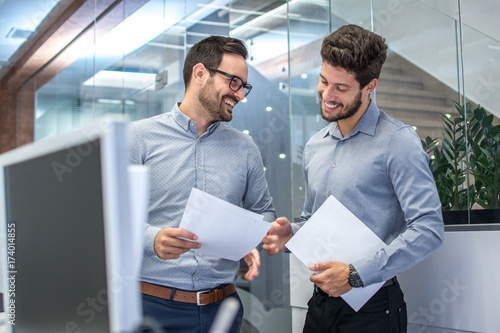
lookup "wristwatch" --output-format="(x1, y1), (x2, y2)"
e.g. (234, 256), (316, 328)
(348, 264), (364, 288)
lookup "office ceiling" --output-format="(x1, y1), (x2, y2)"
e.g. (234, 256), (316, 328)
(0, 0), (285, 71)
(0, 0), (62, 70)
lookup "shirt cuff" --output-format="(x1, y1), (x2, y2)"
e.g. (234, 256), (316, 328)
(351, 254), (384, 287)
(290, 221), (304, 235)
(144, 225), (162, 256)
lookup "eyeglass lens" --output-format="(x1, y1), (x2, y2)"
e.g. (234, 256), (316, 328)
(229, 77), (251, 96)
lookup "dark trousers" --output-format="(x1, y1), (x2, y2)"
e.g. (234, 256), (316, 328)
(141, 291), (243, 333)
(303, 280), (407, 333)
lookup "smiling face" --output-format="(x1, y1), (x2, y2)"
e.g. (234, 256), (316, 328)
(198, 53), (248, 123)
(317, 62), (376, 134)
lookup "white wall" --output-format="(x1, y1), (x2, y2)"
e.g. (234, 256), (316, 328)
(399, 228), (500, 333)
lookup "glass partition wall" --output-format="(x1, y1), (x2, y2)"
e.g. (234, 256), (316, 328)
(29, 0), (500, 331)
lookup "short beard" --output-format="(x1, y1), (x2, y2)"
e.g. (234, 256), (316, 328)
(198, 79), (232, 122)
(321, 90), (362, 123)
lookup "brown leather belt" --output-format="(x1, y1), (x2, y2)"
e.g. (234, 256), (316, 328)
(140, 281), (236, 306)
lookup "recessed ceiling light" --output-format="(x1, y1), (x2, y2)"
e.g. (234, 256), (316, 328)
(6, 27), (34, 40)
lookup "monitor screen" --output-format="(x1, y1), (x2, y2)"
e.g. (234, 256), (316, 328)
(0, 118), (141, 333)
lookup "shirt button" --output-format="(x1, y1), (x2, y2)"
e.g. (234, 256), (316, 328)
(327, 191), (332, 196)
(331, 163), (336, 168)
(194, 277), (198, 281)
(190, 122), (194, 126)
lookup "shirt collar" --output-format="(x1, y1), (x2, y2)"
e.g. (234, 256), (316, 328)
(325, 100), (380, 140)
(171, 102), (220, 135)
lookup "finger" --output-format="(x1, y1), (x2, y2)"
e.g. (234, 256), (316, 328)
(266, 248), (280, 256)
(251, 249), (260, 267)
(275, 217), (290, 225)
(243, 250), (259, 281)
(244, 251), (254, 264)
(160, 236), (201, 250)
(266, 223), (279, 236)
(262, 234), (276, 245)
(254, 255), (261, 267)
(170, 228), (199, 241)
(309, 262), (327, 272)
(244, 264), (259, 281)
(262, 241), (275, 252)
(159, 244), (195, 255)
(244, 249), (260, 266)
(172, 238), (201, 250)
(309, 271), (324, 284)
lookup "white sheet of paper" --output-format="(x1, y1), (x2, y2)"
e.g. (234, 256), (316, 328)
(179, 188), (271, 261)
(285, 195), (386, 311)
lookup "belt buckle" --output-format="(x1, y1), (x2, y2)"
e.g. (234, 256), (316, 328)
(196, 290), (210, 306)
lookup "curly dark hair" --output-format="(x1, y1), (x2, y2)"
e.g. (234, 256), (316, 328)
(321, 25), (388, 88)
(183, 35), (248, 89)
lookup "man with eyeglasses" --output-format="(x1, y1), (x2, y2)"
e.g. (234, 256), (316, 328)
(129, 36), (276, 333)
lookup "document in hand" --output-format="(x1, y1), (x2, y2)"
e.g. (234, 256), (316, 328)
(285, 195), (386, 311)
(179, 188), (271, 261)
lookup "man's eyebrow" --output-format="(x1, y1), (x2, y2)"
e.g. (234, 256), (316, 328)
(319, 73), (351, 88)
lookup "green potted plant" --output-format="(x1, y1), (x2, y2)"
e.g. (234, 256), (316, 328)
(466, 102), (500, 209)
(422, 101), (500, 224)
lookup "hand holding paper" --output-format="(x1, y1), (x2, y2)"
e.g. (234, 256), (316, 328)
(178, 188), (271, 261)
(154, 227), (201, 260)
(308, 261), (352, 297)
(285, 195), (386, 311)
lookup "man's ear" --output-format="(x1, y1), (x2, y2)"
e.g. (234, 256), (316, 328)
(364, 78), (378, 94)
(192, 63), (208, 85)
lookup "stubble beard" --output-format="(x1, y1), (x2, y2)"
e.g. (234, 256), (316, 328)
(320, 90), (362, 123)
(198, 80), (233, 122)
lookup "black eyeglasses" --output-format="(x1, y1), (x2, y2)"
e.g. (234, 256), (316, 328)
(205, 66), (252, 97)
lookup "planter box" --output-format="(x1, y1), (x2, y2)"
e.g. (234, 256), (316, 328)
(442, 208), (500, 225)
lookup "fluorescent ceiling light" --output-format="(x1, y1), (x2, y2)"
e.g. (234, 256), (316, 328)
(183, 0), (232, 26)
(90, 0), (232, 57)
(90, 0), (175, 57)
(97, 99), (136, 105)
(230, 0), (302, 37)
(82, 70), (157, 90)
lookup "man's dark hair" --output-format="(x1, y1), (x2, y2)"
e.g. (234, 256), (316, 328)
(183, 35), (248, 89)
(321, 25), (388, 88)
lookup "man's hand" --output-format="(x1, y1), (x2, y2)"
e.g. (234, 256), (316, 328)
(243, 248), (260, 281)
(154, 227), (200, 260)
(309, 261), (352, 297)
(262, 217), (293, 255)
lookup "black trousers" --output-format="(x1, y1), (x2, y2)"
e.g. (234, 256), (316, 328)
(303, 279), (407, 333)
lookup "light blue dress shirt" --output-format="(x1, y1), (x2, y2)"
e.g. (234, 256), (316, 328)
(292, 101), (444, 287)
(129, 104), (276, 291)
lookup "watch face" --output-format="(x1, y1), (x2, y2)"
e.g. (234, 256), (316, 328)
(348, 265), (363, 288)
(349, 274), (363, 288)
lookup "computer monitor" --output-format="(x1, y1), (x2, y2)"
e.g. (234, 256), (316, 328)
(0, 118), (141, 333)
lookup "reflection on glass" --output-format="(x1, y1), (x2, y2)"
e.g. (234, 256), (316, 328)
(30, 2), (500, 331)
